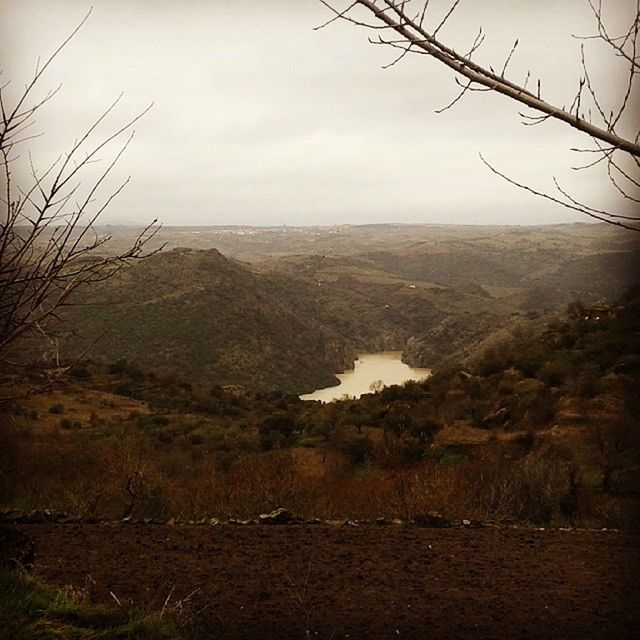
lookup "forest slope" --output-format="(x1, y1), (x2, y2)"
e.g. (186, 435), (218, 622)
(53, 224), (639, 393)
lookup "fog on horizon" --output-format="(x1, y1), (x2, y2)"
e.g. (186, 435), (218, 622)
(1, 0), (637, 228)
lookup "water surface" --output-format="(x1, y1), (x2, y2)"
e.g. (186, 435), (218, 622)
(300, 352), (430, 402)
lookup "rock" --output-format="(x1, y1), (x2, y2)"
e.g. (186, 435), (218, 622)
(482, 407), (510, 427)
(208, 518), (220, 526)
(462, 519), (483, 528)
(259, 508), (295, 525)
(167, 518), (176, 526)
(375, 517), (386, 525)
(0, 509), (25, 523)
(391, 519), (405, 526)
(324, 519), (347, 527)
(414, 512), (451, 528)
(59, 514), (82, 524)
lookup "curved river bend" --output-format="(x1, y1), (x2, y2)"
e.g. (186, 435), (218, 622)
(300, 351), (431, 403)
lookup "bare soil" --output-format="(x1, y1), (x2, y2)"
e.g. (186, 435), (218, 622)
(8, 524), (640, 639)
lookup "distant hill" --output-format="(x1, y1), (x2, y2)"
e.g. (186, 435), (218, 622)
(61, 249), (349, 393)
(59, 247), (510, 393)
(55, 224), (639, 393)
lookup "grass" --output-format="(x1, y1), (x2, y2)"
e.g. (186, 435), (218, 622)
(0, 569), (185, 640)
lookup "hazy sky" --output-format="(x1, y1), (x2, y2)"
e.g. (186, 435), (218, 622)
(1, 0), (637, 226)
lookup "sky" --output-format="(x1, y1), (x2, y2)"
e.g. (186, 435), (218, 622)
(1, 0), (637, 227)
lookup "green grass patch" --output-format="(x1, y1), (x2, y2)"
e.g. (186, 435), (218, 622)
(425, 445), (468, 466)
(296, 434), (325, 449)
(0, 569), (185, 640)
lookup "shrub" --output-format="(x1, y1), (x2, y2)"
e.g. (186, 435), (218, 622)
(112, 382), (133, 397)
(108, 359), (128, 375)
(340, 436), (374, 466)
(48, 403), (64, 415)
(70, 364), (91, 379)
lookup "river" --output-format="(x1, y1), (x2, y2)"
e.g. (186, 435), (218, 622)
(300, 351), (431, 402)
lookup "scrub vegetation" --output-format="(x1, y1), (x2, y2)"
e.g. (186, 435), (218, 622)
(3, 287), (638, 529)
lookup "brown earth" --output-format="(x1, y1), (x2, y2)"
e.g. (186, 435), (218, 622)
(7, 524), (640, 640)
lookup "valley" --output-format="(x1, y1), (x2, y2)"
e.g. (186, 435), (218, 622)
(51, 223), (639, 394)
(3, 223), (639, 640)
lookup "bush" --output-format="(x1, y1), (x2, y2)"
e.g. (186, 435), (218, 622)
(70, 364), (92, 379)
(48, 403), (64, 415)
(258, 412), (297, 450)
(340, 436), (374, 466)
(108, 359), (128, 375)
(190, 433), (205, 446)
(112, 382), (133, 397)
(59, 418), (81, 430)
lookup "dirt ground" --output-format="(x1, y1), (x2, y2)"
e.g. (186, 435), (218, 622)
(7, 524), (640, 639)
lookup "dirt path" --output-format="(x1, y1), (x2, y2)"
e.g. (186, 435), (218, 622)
(9, 524), (640, 639)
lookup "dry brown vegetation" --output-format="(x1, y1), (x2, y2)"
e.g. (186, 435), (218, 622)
(2, 289), (638, 530)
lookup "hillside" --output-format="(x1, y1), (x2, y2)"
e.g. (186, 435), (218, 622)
(59, 249), (349, 393)
(45, 224), (639, 393)
(58, 248), (507, 393)
(3, 292), (638, 529)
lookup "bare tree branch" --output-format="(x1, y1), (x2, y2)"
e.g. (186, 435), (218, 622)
(0, 13), (162, 370)
(318, 0), (640, 230)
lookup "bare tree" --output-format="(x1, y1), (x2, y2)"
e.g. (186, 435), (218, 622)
(317, 0), (640, 231)
(0, 12), (160, 370)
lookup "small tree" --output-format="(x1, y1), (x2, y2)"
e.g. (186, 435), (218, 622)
(0, 12), (160, 371)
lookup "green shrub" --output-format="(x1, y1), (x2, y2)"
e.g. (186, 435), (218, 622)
(340, 435), (374, 466)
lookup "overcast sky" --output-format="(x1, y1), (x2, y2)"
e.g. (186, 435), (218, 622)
(1, 0), (637, 226)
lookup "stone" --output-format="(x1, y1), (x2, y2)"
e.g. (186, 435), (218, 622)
(259, 508), (295, 525)
(414, 512), (451, 528)
(324, 519), (347, 527)
(462, 519), (484, 528)
(482, 407), (510, 427)
(0, 509), (25, 523)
